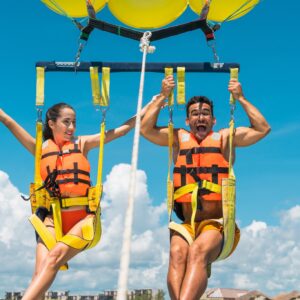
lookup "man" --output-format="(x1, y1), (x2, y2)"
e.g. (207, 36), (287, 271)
(141, 75), (270, 300)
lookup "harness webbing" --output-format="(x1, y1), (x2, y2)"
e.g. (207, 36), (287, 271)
(177, 67), (186, 105)
(216, 67), (239, 261)
(81, 18), (216, 42)
(36, 67), (45, 107)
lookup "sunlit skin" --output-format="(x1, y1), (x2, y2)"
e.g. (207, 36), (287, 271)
(48, 107), (76, 147)
(185, 103), (216, 143)
(141, 75), (271, 300)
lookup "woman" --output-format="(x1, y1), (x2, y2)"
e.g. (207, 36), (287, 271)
(0, 102), (147, 299)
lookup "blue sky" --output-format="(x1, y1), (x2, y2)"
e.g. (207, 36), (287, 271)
(0, 0), (300, 297)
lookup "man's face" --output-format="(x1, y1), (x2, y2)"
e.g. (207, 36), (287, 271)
(186, 102), (216, 142)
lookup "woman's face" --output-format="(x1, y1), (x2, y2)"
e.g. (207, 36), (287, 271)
(48, 107), (76, 145)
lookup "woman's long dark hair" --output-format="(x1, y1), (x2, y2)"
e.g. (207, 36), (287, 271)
(43, 103), (74, 141)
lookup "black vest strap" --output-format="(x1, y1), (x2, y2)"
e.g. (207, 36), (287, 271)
(179, 147), (221, 165)
(41, 148), (81, 159)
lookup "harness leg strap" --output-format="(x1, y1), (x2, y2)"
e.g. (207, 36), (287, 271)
(29, 214), (68, 271)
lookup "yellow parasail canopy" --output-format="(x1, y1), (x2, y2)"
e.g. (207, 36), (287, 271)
(41, 0), (106, 18)
(42, 0), (260, 28)
(108, 0), (188, 29)
(189, 0), (260, 22)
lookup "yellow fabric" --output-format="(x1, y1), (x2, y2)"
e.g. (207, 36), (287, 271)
(61, 197), (89, 207)
(42, 0), (258, 28)
(173, 181), (221, 238)
(90, 67), (101, 106)
(169, 221), (193, 245)
(216, 67), (238, 260)
(98, 122), (105, 186)
(229, 68), (239, 105)
(36, 67), (45, 107)
(167, 122), (174, 220)
(101, 67), (110, 107)
(41, 0), (106, 18)
(189, 0), (259, 22)
(174, 181), (221, 200)
(177, 67), (185, 105)
(165, 67), (174, 106)
(217, 177), (236, 260)
(52, 201), (63, 241)
(34, 122), (43, 184)
(29, 214), (68, 270)
(170, 219), (240, 256)
(108, 0), (188, 29)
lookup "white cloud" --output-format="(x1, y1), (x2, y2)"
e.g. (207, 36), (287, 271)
(210, 207), (300, 296)
(0, 167), (300, 297)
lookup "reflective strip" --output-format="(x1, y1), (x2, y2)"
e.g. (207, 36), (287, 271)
(90, 66), (101, 106)
(101, 67), (110, 107)
(165, 67), (174, 106)
(177, 67), (185, 105)
(36, 67), (45, 106)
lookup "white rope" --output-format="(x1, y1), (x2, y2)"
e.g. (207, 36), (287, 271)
(116, 31), (154, 300)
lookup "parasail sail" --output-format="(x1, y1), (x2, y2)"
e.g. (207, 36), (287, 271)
(41, 0), (260, 29)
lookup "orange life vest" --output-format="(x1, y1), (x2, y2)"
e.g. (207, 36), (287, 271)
(40, 139), (91, 198)
(173, 129), (229, 203)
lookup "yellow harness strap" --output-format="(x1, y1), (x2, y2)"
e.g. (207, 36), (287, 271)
(216, 67), (238, 261)
(101, 67), (110, 107)
(165, 67), (175, 221)
(36, 67), (45, 107)
(173, 181), (222, 237)
(177, 67), (185, 105)
(90, 66), (101, 105)
(167, 122), (174, 221)
(29, 214), (68, 270)
(165, 67), (174, 106)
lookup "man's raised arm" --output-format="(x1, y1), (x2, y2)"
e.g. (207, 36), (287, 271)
(228, 79), (271, 147)
(141, 75), (176, 146)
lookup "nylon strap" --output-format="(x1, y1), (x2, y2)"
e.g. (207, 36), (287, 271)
(229, 68), (238, 176)
(34, 121), (43, 186)
(60, 197), (89, 207)
(217, 177), (236, 261)
(29, 214), (68, 270)
(96, 121), (105, 188)
(90, 66), (101, 106)
(174, 181), (222, 200)
(169, 221), (193, 245)
(164, 68), (174, 106)
(101, 67), (110, 107)
(52, 201), (63, 242)
(177, 67), (185, 105)
(36, 67), (45, 106)
(167, 122), (174, 221)
(217, 67), (238, 261)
